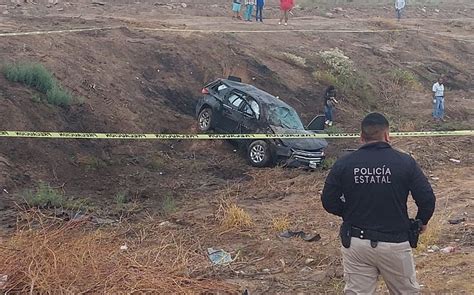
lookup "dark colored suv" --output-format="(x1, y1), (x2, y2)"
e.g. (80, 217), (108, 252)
(195, 78), (328, 168)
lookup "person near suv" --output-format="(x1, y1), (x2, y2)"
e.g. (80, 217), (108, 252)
(323, 85), (338, 127)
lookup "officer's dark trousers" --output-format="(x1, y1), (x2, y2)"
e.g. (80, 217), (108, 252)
(342, 237), (420, 294)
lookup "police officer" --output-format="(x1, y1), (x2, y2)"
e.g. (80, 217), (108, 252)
(321, 112), (436, 294)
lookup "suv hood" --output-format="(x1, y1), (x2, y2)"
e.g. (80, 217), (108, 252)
(270, 126), (328, 151)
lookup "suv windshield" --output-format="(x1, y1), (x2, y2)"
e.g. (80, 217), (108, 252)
(267, 106), (305, 130)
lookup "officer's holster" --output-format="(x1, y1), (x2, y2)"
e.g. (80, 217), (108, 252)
(339, 222), (351, 248)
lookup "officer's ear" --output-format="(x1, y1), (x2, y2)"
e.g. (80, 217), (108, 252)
(384, 130), (390, 143)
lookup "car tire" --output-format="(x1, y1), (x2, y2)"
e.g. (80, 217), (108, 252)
(248, 140), (272, 167)
(197, 107), (213, 132)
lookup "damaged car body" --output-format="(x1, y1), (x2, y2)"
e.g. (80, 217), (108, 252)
(196, 78), (328, 168)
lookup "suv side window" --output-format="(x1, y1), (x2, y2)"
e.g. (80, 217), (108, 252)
(227, 92), (244, 109)
(241, 101), (254, 117)
(210, 81), (229, 96)
(249, 99), (260, 119)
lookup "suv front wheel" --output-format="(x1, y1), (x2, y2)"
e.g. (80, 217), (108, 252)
(198, 108), (213, 132)
(248, 140), (272, 167)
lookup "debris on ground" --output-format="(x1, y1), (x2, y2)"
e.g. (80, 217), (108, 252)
(120, 244), (128, 251)
(440, 246), (456, 253)
(0, 274), (7, 290)
(278, 230), (321, 242)
(449, 158), (461, 164)
(93, 217), (117, 225)
(325, 12), (335, 19)
(207, 248), (233, 265)
(427, 245), (440, 253)
(448, 217), (466, 225)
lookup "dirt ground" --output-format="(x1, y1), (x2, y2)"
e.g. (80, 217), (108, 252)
(0, 0), (473, 293)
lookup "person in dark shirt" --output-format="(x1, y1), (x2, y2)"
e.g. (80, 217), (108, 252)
(323, 85), (338, 127)
(321, 112), (436, 294)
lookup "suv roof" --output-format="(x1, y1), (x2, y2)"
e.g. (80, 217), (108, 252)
(220, 79), (293, 109)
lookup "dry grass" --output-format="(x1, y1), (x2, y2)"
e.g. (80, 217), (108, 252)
(271, 215), (290, 232)
(397, 120), (416, 132)
(0, 210), (236, 293)
(217, 200), (253, 232)
(417, 213), (447, 252)
(281, 52), (307, 67)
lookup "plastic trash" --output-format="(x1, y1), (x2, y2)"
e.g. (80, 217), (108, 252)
(440, 246), (455, 253)
(207, 248), (233, 265)
(120, 244), (128, 251)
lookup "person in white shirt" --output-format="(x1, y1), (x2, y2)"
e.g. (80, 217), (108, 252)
(395, 0), (406, 21)
(432, 77), (445, 121)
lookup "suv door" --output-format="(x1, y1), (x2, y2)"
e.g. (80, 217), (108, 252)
(221, 91), (246, 132)
(307, 115), (326, 132)
(239, 98), (260, 134)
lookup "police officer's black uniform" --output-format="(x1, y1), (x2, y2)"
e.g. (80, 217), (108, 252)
(322, 141), (436, 243)
(322, 141), (436, 293)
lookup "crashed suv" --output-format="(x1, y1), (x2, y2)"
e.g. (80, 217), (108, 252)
(195, 78), (328, 168)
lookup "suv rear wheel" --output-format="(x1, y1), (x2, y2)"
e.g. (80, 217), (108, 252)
(248, 140), (272, 167)
(198, 108), (213, 132)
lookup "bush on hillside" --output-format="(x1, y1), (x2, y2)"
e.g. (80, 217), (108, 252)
(316, 48), (375, 106)
(2, 63), (72, 106)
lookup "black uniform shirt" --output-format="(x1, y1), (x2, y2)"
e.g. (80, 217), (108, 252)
(321, 142), (436, 233)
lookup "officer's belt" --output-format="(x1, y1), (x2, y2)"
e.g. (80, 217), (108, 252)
(350, 226), (409, 243)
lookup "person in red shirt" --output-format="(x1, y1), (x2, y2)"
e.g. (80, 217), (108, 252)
(279, 0), (294, 26)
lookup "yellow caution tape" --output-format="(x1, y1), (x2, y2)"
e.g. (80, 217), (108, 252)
(0, 130), (472, 140)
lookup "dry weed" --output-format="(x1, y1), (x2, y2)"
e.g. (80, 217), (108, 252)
(271, 215), (290, 232)
(0, 210), (235, 293)
(282, 52), (307, 67)
(217, 200), (253, 231)
(417, 213), (448, 252)
(398, 120), (416, 132)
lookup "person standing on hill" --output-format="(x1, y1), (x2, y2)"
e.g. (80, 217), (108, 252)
(244, 0), (256, 22)
(232, 0), (242, 20)
(395, 0), (406, 21)
(256, 0), (264, 22)
(322, 112), (436, 294)
(432, 77), (445, 122)
(323, 85), (338, 127)
(279, 0), (294, 26)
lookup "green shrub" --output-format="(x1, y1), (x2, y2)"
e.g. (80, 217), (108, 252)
(23, 182), (86, 210)
(161, 195), (176, 215)
(315, 48), (376, 106)
(2, 63), (72, 106)
(24, 183), (64, 208)
(390, 68), (421, 90)
(319, 48), (354, 77)
(115, 192), (129, 205)
(46, 85), (72, 106)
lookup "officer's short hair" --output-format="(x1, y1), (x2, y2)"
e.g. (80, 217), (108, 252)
(361, 113), (389, 141)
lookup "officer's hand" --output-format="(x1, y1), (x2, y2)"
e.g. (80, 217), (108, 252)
(420, 224), (428, 234)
